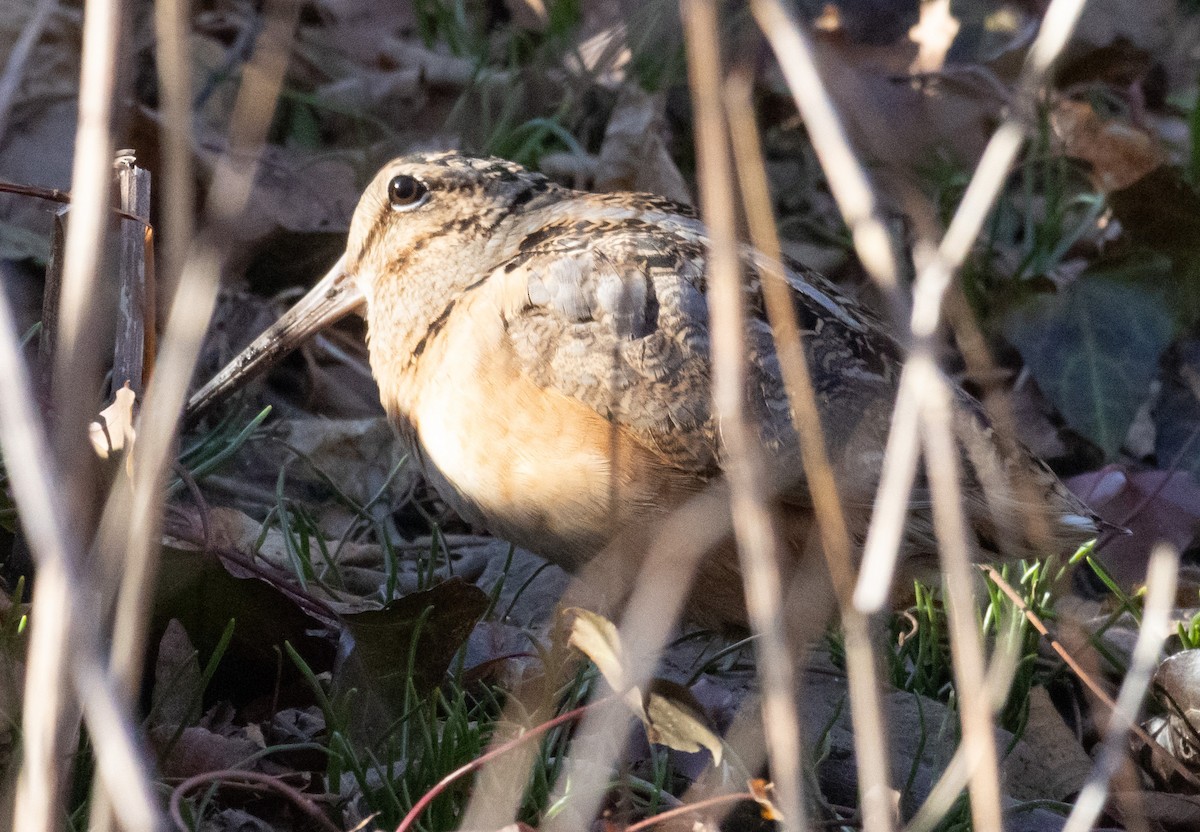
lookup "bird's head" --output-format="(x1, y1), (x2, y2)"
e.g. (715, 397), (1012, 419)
(344, 152), (555, 309)
(185, 151), (553, 418)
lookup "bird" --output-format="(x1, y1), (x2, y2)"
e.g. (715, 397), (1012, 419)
(187, 151), (1098, 626)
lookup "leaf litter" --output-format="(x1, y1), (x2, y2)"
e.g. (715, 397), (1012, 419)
(10, 0), (1200, 829)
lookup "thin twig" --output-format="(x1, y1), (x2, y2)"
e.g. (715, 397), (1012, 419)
(623, 792), (756, 832)
(0, 180), (147, 223)
(981, 563), (1200, 791)
(169, 769), (341, 832)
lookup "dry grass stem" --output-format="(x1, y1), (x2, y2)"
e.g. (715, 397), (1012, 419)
(74, 657), (162, 832)
(1062, 544), (1179, 832)
(857, 0), (1091, 613)
(725, 67), (896, 832)
(82, 1), (299, 828)
(153, 0), (195, 304)
(11, 0), (128, 828)
(748, 0), (904, 309)
(50, 0), (119, 414)
(683, 1), (805, 829)
(916, 362), (1003, 832)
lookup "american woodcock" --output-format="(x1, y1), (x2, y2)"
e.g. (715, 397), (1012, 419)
(188, 151), (1098, 625)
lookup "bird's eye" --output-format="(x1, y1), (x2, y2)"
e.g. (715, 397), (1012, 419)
(387, 175), (429, 211)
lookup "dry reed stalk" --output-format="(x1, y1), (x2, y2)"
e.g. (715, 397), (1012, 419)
(1062, 545), (1179, 832)
(857, 0), (1093, 614)
(683, 2), (806, 828)
(87, 2), (302, 829)
(10, 0), (144, 828)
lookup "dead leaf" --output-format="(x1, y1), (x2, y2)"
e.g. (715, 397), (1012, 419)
(1112, 790), (1200, 827)
(1002, 686), (1092, 801)
(1074, 0), (1175, 52)
(333, 578), (489, 741)
(154, 541), (335, 705)
(747, 778), (782, 821)
(1068, 466), (1200, 589)
(1051, 99), (1165, 192)
(565, 606), (629, 693)
(313, 68), (424, 121)
(797, 34), (999, 184)
(151, 619), (203, 729)
(642, 678), (723, 765)
(235, 146), (361, 240)
(594, 85), (691, 206)
(566, 608), (722, 764)
(197, 506), (387, 606)
(151, 724), (264, 780)
(268, 706), (325, 747)
(307, 0), (416, 61)
(462, 619), (540, 688)
(89, 383), (137, 461)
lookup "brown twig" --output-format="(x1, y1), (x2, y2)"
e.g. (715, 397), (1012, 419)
(725, 60), (893, 832)
(623, 792), (755, 832)
(0, 180), (146, 224)
(396, 697), (614, 832)
(980, 562), (1200, 791)
(168, 769), (340, 832)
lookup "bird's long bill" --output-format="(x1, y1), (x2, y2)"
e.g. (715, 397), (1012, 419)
(186, 254), (365, 419)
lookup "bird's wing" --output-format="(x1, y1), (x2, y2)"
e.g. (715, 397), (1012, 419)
(493, 193), (1096, 559)
(494, 196), (903, 486)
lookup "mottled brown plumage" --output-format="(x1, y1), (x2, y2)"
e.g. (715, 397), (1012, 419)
(189, 151), (1097, 625)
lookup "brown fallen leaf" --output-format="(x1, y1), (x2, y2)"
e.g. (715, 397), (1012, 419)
(747, 778), (782, 822)
(1067, 465), (1200, 590)
(1002, 686), (1092, 801)
(150, 619), (203, 730)
(1051, 98), (1165, 191)
(565, 607), (723, 765)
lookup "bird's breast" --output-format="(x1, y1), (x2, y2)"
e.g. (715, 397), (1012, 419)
(367, 280), (674, 571)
